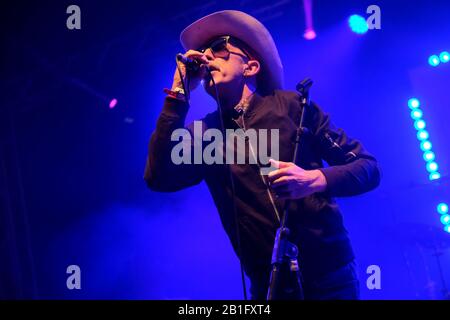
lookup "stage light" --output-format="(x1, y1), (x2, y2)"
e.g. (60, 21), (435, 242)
(411, 109), (423, 120)
(303, 29), (316, 40)
(408, 98), (420, 109)
(429, 172), (441, 180)
(439, 51), (449, 63)
(417, 130), (429, 141)
(440, 214), (450, 225)
(109, 98), (118, 109)
(406, 100), (445, 230)
(428, 55), (440, 67)
(426, 161), (438, 172)
(414, 120), (426, 130)
(420, 141), (432, 151)
(437, 203), (449, 214)
(348, 15), (368, 34)
(302, 0), (316, 40)
(423, 151), (435, 162)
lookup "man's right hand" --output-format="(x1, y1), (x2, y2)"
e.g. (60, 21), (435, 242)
(171, 50), (210, 94)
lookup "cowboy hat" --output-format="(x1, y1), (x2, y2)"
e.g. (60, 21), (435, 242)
(180, 10), (284, 95)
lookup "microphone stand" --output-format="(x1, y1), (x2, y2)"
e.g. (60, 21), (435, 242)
(267, 78), (313, 300)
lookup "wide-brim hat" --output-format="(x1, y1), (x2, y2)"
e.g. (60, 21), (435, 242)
(180, 10), (284, 95)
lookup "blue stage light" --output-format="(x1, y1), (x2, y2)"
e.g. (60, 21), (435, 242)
(414, 120), (426, 130)
(417, 130), (429, 141)
(429, 172), (441, 180)
(439, 51), (450, 63)
(426, 161), (438, 172)
(420, 141), (432, 151)
(441, 214), (450, 225)
(408, 98), (420, 109)
(438, 203), (449, 214)
(423, 151), (435, 162)
(429, 55), (440, 67)
(406, 99), (445, 231)
(411, 109), (423, 120)
(348, 15), (368, 34)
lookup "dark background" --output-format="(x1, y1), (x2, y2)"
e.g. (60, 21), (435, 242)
(1, 0), (450, 299)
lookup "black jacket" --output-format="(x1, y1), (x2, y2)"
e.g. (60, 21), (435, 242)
(144, 90), (380, 288)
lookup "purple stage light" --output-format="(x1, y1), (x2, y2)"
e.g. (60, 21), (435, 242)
(109, 98), (118, 109)
(303, 29), (317, 40)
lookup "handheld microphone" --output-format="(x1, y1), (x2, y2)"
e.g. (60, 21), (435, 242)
(176, 53), (200, 72)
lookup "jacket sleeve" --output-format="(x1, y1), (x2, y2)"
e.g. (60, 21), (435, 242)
(143, 96), (204, 192)
(309, 102), (381, 197)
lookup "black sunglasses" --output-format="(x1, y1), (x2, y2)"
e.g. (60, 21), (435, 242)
(198, 36), (252, 60)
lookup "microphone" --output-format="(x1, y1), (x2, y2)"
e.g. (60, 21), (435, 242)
(176, 53), (201, 72)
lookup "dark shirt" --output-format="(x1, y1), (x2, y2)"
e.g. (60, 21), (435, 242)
(144, 89), (380, 289)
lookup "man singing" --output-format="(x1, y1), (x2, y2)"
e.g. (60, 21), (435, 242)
(144, 10), (380, 300)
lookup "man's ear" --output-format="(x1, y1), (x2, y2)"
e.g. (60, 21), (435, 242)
(244, 60), (261, 77)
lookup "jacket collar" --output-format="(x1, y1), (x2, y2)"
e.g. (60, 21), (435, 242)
(239, 91), (263, 118)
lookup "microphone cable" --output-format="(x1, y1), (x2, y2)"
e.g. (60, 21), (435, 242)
(207, 69), (248, 300)
(175, 55), (248, 300)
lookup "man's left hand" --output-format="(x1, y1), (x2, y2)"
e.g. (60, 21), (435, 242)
(267, 159), (327, 200)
